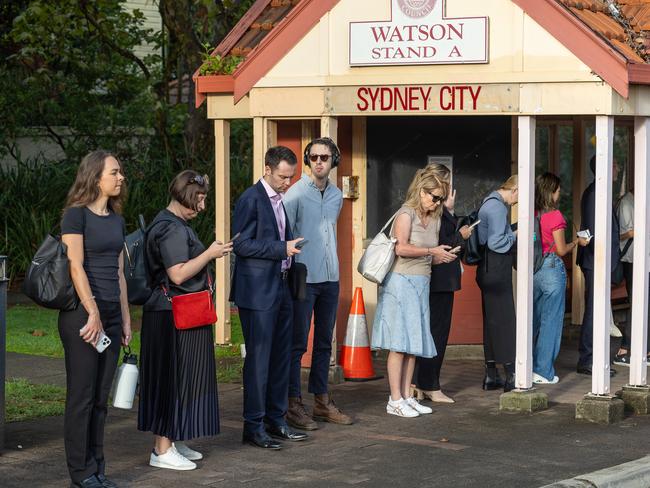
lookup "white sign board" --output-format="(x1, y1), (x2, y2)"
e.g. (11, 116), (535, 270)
(350, 0), (489, 66)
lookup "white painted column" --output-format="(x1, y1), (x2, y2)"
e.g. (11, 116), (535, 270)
(592, 115), (615, 395)
(214, 119), (231, 345)
(630, 117), (650, 386)
(515, 116), (535, 390)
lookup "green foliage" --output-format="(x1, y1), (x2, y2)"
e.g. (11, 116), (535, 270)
(6, 378), (66, 422)
(198, 44), (243, 75)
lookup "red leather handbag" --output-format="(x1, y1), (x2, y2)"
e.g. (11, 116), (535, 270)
(162, 275), (217, 330)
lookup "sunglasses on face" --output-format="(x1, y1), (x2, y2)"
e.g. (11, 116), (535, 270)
(309, 154), (330, 163)
(188, 174), (209, 186)
(429, 192), (446, 203)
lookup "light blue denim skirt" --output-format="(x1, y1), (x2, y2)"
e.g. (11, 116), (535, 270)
(371, 272), (437, 358)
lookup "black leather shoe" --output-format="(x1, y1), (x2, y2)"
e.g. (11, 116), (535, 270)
(97, 474), (118, 488)
(503, 362), (516, 392)
(70, 475), (103, 488)
(576, 364), (617, 377)
(266, 424), (308, 442)
(242, 431), (282, 450)
(482, 361), (505, 390)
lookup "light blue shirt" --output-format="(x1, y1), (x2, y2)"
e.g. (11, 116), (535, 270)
(477, 191), (516, 253)
(284, 174), (343, 283)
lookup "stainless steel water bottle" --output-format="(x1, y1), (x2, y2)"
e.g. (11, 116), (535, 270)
(112, 347), (139, 409)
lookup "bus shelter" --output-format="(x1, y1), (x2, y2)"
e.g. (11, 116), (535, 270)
(194, 0), (650, 417)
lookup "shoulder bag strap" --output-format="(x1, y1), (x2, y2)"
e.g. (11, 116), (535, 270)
(380, 210), (401, 234)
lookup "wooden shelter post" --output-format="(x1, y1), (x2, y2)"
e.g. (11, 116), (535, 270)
(214, 119), (231, 344)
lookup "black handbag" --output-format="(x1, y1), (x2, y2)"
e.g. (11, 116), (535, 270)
(22, 233), (79, 310)
(123, 214), (152, 305)
(289, 262), (308, 301)
(611, 238), (633, 286)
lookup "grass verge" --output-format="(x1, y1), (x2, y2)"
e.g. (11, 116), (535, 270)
(5, 378), (66, 422)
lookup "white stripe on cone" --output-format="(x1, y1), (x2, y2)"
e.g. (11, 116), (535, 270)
(343, 314), (369, 348)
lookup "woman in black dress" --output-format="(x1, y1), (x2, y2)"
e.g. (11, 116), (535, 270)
(413, 163), (472, 404)
(59, 150), (131, 488)
(138, 170), (232, 471)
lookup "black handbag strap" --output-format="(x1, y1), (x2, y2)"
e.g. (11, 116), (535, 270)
(620, 238), (633, 259)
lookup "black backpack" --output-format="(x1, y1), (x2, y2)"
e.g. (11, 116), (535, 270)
(123, 215), (152, 305)
(461, 196), (499, 265)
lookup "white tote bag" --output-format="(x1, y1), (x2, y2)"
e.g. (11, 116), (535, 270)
(357, 211), (399, 284)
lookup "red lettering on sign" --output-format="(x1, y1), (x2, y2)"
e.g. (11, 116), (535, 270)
(356, 87), (369, 111)
(440, 86), (453, 111)
(469, 85), (482, 110)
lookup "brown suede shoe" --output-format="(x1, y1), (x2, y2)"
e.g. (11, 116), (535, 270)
(286, 397), (318, 431)
(312, 393), (353, 425)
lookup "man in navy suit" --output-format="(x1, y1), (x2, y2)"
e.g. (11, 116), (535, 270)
(231, 146), (308, 449)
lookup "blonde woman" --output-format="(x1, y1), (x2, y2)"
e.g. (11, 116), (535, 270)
(371, 169), (457, 418)
(476, 175), (518, 392)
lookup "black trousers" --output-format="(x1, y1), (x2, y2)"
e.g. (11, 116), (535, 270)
(415, 291), (454, 391)
(58, 301), (122, 483)
(476, 250), (516, 364)
(579, 268), (594, 366)
(621, 262), (650, 351)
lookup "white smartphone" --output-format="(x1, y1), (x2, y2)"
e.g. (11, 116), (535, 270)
(468, 219), (481, 230)
(94, 331), (112, 353)
(450, 246), (462, 254)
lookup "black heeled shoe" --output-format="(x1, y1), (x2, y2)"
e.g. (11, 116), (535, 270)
(482, 361), (505, 390)
(503, 362), (516, 392)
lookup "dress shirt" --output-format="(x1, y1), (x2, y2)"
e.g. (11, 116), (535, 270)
(260, 178), (291, 271)
(284, 174), (343, 283)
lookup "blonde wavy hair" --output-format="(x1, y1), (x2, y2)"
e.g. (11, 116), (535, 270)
(403, 168), (448, 218)
(424, 162), (451, 184)
(500, 174), (518, 191)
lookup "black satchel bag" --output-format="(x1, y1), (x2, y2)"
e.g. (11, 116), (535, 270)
(123, 214), (152, 305)
(289, 262), (308, 301)
(22, 233), (79, 310)
(611, 238), (633, 286)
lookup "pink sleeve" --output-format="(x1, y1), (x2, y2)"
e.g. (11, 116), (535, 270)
(545, 210), (566, 232)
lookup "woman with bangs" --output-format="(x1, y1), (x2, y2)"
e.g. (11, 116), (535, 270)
(138, 170), (232, 471)
(371, 169), (459, 418)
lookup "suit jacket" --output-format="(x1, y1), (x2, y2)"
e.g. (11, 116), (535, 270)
(230, 181), (294, 311)
(430, 207), (464, 293)
(576, 181), (620, 271)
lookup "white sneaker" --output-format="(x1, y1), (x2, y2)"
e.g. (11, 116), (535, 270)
(149, 445), (197, 471)
(173, 441), (203, 461)
(386, 397), (419, 418)
(406, 397), (433, 415)
(532, 372), (559, 384)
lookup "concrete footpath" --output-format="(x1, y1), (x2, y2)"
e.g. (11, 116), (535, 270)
(2, 346), (650, 488)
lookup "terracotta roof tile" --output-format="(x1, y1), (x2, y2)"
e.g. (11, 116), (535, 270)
(558, 0), (650, 62)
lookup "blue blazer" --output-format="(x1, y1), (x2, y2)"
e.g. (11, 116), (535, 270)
(230, 181), (293, 311)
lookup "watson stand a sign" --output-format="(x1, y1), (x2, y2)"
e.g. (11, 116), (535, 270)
(350, 0), (489, 66)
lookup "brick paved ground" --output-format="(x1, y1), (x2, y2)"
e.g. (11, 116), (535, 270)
(2, 336), (650, 488)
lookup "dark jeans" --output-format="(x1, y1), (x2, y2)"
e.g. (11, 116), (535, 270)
(415, 291), (454, 391)
(621, 262), (650, 351)
(579, 268), (594, 366)
(58, 301), (122, 484)
(289, 281), (340, 397)
(239, 280), (293, 435)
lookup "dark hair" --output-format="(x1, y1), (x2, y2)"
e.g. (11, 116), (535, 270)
(535, 172), (561, 212)
(168, 170), (210, 211)
(589, 155), (596, 175)
(64, 150), (126, 214)
(265, 146), (297, 169)
(303, 137), (341, 168)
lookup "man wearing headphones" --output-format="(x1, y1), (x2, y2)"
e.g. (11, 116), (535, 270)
(283, 137), (353, 430)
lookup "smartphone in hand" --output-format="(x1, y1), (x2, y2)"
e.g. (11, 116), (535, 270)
(450, 245), (461, 254)
(228, 232), (241, 243)
(468, 219), (481, 230)
(295, 239), (309, 250)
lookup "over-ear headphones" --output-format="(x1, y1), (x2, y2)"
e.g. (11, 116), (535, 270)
(303, 137), (341, 168)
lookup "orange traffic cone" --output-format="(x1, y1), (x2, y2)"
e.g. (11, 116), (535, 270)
(340, 287), (382, 381)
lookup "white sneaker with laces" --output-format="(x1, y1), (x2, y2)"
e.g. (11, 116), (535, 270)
(173, 441), (203, 461)
(149, 445), (197, 471)
(406, 397), (433, 414)
(532, 372), (559, 384)
(386, 397), (419, 418)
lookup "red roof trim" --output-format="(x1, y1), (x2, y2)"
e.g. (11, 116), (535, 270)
(512, 0), (630, 97)
(213, 0), (273, 57)
(628, 63), (650, 85)
(231, 0), (341, 102)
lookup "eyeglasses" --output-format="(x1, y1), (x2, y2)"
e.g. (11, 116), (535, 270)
(188, 174), (209, 186)
(429, 192), (446, 203)
(309, 154), (330, 163)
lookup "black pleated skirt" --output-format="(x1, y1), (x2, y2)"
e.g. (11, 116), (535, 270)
(137, 310), (219, 441)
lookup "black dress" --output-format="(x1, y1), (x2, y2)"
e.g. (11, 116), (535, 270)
(137, 209), (219, 441)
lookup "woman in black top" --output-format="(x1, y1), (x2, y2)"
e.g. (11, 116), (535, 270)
(138, 170), (232, 471)
(60, 150), (131, 488)
(413, 163), (472, 404)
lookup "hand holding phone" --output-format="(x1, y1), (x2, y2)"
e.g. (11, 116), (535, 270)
(228, 232), (241, 243)
(450, 245), (461, 254)
(94, 330), (112, 353)
(468, 219), (481, 230)
(295, 239), (309, 250)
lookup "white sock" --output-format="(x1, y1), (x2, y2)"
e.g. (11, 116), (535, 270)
(389, 396), (403, 405)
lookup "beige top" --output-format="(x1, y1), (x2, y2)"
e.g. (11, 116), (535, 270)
(390, 206), (440, 276)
